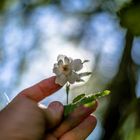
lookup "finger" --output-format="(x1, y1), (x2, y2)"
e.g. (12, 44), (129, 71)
(43, 101), (64, 130)
(45, 134), (57, 140)
(18, 76), (61, 102)
(53, 101), (97, 138)
(60, 115), (97, 140)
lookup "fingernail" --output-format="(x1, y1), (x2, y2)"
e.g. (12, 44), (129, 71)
(71, 101), (97, 118)
(80, 100), (97, 114)
(84, 100), (96, 108)
(48, 101), (64, 115)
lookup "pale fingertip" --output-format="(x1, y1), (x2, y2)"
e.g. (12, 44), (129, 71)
(38, 103), (47, 109)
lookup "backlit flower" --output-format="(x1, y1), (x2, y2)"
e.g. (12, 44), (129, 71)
(53, 54), (91, 86)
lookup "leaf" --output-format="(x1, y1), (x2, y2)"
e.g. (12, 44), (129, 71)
(64, 90), (111, 117)
(82, 60), (89, 63)
(72, 93), (85, 103)
(64, 104), (77, 117)
(79, 72), (92, 77)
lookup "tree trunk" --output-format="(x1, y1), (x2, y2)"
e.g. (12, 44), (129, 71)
(101, 30), (136, 140)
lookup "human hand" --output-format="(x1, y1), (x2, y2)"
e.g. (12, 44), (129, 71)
(0, 76), (97, 140)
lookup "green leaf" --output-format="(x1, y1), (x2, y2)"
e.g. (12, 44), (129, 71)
(64, 104), (77, 117)
(72, 93), (85, 103)
(64, 90), (111, 117)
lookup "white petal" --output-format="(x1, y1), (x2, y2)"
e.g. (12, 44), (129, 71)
(67, 72), (79, 84)
(55, 74), (67, 86)
(68, 57), (73, 62)
(71, 59), (83, 71)
(58, 60), (63, 66)
(64, 56), (70, 64)
(76, 78), (85, 82)
(57, 54), (66, 61)
(54, 63), (58, 67)
(53, 66), (61, 75)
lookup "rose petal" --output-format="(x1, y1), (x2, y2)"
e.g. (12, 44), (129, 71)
(71, 59), (83, 71)
(55, 74), (67, 86)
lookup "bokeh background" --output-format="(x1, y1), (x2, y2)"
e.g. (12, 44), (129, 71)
(0, 0), (140, 140)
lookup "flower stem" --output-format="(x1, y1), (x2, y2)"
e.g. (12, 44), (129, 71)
(66, 83), (70, 105)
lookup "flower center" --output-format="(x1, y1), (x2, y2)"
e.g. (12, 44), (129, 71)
(61, 65), (71, 75)
(63, 65), (69, 71)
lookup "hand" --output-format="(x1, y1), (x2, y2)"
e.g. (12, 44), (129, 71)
(0, 76), (97, 140)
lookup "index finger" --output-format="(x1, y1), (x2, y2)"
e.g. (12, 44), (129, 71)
(19, 76), (62, 102)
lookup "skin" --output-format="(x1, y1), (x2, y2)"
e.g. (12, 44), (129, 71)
(0, 76), (97, 140)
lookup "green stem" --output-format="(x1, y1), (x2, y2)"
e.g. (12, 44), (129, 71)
(66, 92), (69, 105)
(66, 83), (70, 105)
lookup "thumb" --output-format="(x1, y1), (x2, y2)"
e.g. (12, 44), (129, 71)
(41, 101), (64, 130)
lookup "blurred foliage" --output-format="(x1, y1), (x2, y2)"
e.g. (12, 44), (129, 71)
(119, 2), (140, 36)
